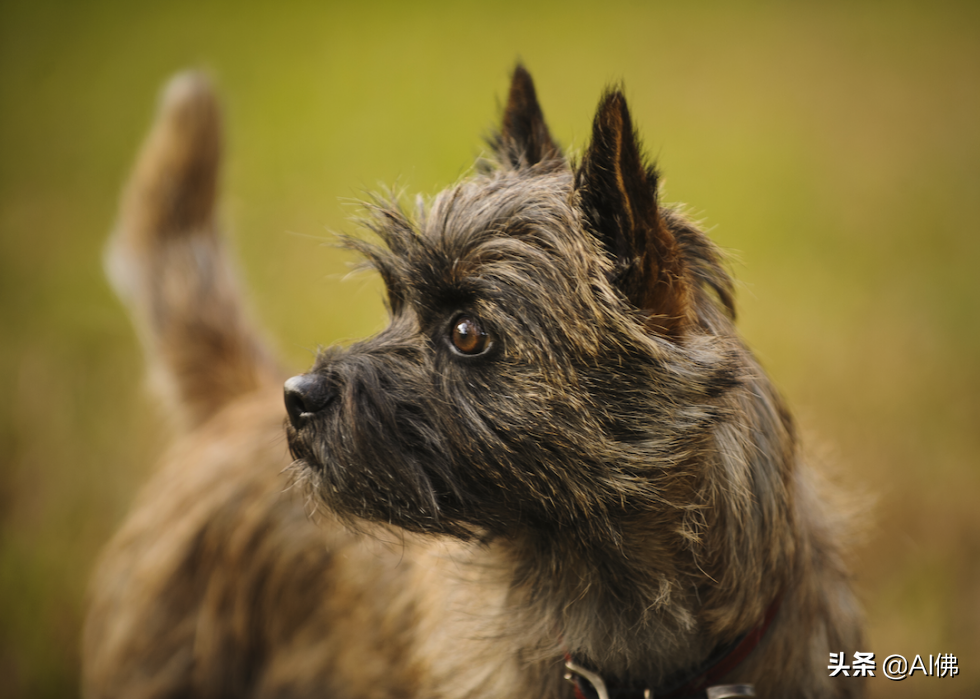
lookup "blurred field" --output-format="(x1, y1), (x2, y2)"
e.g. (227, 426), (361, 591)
(1, 1), (978, 697)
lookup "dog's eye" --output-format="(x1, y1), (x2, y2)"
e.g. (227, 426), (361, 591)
(450, 316), (491, 355)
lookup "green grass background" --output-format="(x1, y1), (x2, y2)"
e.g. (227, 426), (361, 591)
(1, 1), (978, 697)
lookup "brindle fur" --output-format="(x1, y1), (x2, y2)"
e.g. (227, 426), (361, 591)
(84, 67), (864, 698)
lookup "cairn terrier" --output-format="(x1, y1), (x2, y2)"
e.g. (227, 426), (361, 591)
(84, 66), (863, 698)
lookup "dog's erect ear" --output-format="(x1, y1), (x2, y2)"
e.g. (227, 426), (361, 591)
(576, 90), (691, 337)
(489, 65), (562, 170)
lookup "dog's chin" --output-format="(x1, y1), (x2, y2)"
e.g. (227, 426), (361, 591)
(286, 429), (483, 539)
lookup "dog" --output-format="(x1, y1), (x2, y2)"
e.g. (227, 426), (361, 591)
(84, 66), (864, 698)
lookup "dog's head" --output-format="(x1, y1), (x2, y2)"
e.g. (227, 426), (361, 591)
(285, 66), (740, 544)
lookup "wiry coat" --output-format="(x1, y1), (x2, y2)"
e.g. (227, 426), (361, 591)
(84, 67), (863, 698)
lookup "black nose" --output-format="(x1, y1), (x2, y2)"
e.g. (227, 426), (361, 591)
(284, 374), (335, 428)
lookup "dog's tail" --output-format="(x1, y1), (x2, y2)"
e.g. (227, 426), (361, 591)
(106, 72), (279, 429)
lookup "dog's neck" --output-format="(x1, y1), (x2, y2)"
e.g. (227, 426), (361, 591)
(494, 368), (798, 687)
(497, 527), (710, 685)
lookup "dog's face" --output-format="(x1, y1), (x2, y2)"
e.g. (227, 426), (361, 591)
(285, 68), (738, 543)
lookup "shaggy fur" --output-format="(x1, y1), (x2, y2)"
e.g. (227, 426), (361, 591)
(84, 67), (864, 698)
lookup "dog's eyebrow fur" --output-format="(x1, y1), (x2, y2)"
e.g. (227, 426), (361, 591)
(351, 165), (737, 335)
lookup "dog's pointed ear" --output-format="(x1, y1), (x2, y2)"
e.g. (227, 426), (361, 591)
(576, 90), (691, 337)
(490, 65), (563, 170)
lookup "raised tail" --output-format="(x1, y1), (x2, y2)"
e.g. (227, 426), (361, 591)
(106, 72), (279, 429)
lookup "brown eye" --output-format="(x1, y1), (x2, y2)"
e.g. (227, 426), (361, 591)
(450, 316), (491, 355)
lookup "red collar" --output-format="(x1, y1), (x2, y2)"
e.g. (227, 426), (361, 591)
(566, 594), (782, 699)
